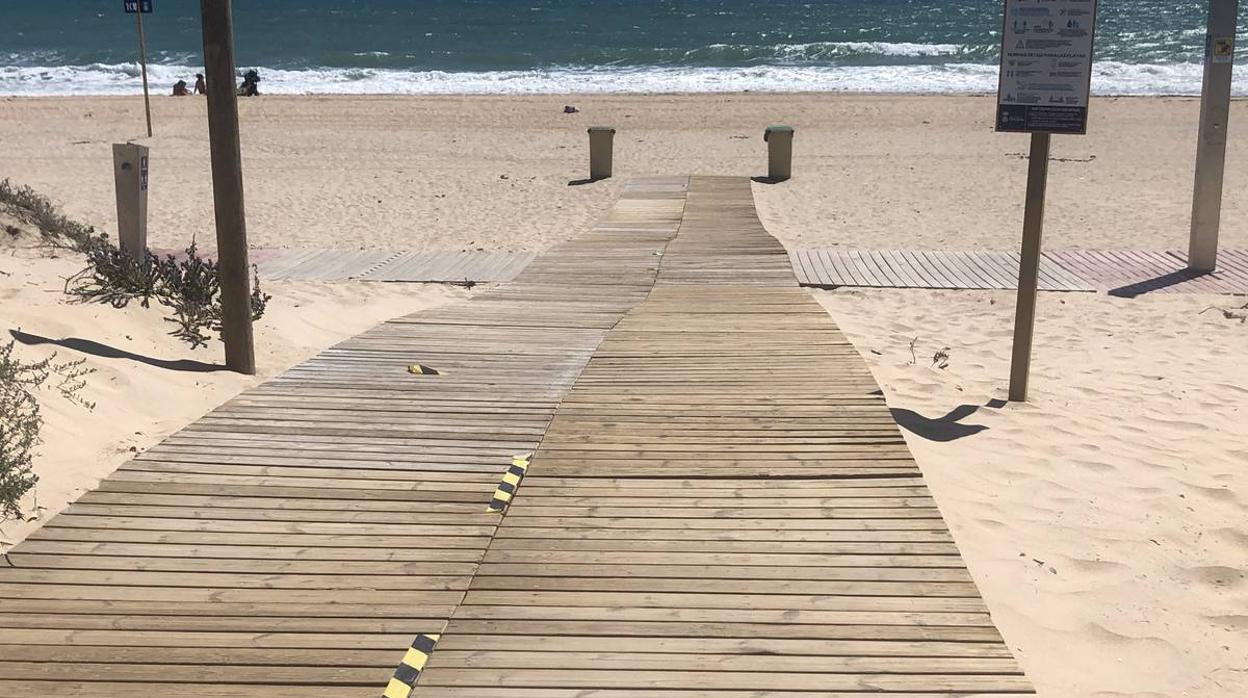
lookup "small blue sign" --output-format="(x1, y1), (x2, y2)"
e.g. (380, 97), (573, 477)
(124, 0), (153, 13)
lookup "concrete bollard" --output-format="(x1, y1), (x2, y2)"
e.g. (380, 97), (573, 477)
(112, 143), (149, 260)
(763, 125), (794, 182)
(588, 126), (616, 180)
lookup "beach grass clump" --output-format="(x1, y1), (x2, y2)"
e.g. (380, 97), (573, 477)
(66, 239), (272, 349)
(0, 178), (96, 251)
(0, 178), (271, 349)
(0, 340), (94, 520)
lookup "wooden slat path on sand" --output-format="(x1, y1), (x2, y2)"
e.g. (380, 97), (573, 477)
(412, 177), (1032, 697)
(247, 248), (538, 283)
(0, 176), (1033, 696)
(792, 247), (1248, 295)
(0, 178), (687, 697)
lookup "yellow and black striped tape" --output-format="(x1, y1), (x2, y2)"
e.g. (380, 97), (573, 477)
(407, 364), (439, 376)
(382, 633), (439, 698)
(486, 453), (531, 513)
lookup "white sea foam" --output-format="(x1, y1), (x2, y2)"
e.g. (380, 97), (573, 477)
(689, 41), (972, 60)
(1, 61), (1243, 97)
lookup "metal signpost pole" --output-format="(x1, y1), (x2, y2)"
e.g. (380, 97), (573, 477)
(996, 0), (1098, 402)
(1188, 0), (1239, 273)
(200, 0), (256, 375)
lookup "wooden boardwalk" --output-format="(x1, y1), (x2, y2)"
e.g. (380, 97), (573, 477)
(411, 177), (1030, 696)
(249, 249), (536, 283)
(792, 247), (1248, 296)
(0, 176), (1032, 696)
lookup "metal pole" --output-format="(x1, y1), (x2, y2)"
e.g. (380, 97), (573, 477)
(136, 7), (153, 138)
(1189, 0), (1239, 272)
(200, 0), (255, 375)
(1008, 131), (1051, 402)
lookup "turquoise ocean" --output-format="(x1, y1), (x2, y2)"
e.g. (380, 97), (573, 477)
(2, 0), (1245, 95)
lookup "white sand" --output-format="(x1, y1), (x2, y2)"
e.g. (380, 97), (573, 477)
(1, 93), (1245, 697)
(818, 288), (1248, 697)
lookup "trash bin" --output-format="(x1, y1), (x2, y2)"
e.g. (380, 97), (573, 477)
(763, 125), (794, 182)
(588, 126), (616, 180)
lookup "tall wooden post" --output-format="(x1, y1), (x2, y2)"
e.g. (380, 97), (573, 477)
(1188, 0), (1239, 272)
(135, 5), (153, 137)
(200, 0), (255, 375)
(1008, 132), (1051, 403)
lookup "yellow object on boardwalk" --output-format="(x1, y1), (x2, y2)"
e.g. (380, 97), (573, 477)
(407, 363), (438, 375)
(486, 454), (531, 513)
(382, 633), (439, 698)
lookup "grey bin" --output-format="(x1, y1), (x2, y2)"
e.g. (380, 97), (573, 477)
(763, 125), (794, 182)
(588, 126), (616, 180)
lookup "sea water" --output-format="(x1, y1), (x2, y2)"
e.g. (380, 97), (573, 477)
(1, 0), (1244, 96)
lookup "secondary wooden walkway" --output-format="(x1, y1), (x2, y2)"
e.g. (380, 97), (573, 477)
(792, 247), (1248, 296)
(0, 176), (1032, 696)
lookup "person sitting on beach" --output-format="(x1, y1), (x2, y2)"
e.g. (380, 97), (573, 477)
(194, 74), (207, 95)
(237, 69), (261, 97)
(171, 80), (190, 96)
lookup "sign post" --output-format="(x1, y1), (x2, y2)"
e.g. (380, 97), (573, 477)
(124, 0), (155, 138)
(200, 0), (256, 375)
(112, 143), (150, 260)
(1188, 0), (1239, 272)
(996, 0), (1098, 402)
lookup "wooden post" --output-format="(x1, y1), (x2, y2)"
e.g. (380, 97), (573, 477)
(1008, 132), (1051, 402)
(136, 7), (153, 138)
(1188, 0), (1239, 272)
(112, 143), (150, 260)
(200, 0), (255, 375)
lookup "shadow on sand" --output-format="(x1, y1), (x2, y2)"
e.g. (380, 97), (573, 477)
(567, 176), (607, 187)
(891, 398), (1007, 442)
(750, 175), (789, 185)
(1108, 268), (1213, 298)
(10, 329), (228, 374)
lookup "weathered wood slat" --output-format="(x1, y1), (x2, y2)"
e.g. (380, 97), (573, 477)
(0, 178), (691, 695)
(422, 177), (1033, 696)
(794, 247), (1247, 295)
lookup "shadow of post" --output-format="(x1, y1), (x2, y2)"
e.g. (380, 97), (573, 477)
(10, 330), (228, 373)
(890, 399), (1007, 443)
(1108, 269), (1213, 298)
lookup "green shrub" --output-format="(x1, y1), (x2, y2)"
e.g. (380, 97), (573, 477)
(1, 178), (272, 349)
(65, 237), (271, 349)
(0, 179), (95, 252)
(0, 340), (94, 520)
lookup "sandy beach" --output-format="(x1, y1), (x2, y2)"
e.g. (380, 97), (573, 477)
(3, 94), (1247, 253)
(1, 93), (1245, 697)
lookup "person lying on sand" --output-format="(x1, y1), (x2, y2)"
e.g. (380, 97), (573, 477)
(172, 80), (189, 96)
